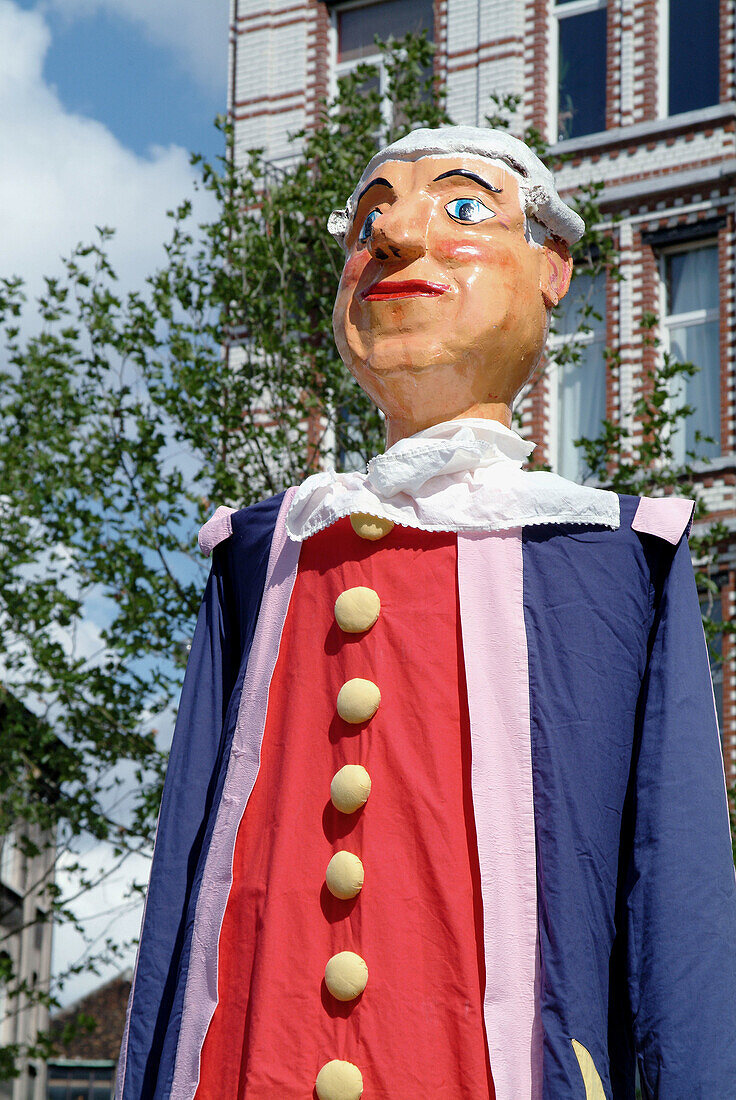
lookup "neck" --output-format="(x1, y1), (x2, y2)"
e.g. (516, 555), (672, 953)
(384, 401), (513, 448)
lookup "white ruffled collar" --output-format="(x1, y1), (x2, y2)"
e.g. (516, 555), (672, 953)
(285, 418), (619, 541)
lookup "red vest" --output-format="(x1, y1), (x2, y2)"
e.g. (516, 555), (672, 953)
(196, 518), (494, 1098)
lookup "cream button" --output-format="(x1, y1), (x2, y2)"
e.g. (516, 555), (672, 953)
(336, 678), (380, 723)
(326, 851), (364, 900)
(334, 587), (380, 633)
(330, 765), (371, 814)
(324, 951), (368, 1001)
(350, 513), (394, 541)
(315, 1060), (363, 1100)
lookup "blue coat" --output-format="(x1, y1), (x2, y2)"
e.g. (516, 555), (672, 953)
(117, 492), (736, 1100)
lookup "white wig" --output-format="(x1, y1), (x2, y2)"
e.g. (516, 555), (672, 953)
(327, 125), (585, 247)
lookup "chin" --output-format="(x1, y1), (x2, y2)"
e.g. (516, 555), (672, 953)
(347, 333), (456, 376)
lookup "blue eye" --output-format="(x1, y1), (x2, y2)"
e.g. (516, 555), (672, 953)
(445, 197), (495, 224)
(358, 208), (380, 242)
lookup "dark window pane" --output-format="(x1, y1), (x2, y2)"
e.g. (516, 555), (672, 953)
(666, 246), (719, 314)
(669, 0), (719, 115)
(558, 7), (607, 140)
(338, 0), (434, 62)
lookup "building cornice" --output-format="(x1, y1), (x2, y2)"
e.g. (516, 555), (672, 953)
(549, 102), (736, 160)
(601, 158), (736, 208)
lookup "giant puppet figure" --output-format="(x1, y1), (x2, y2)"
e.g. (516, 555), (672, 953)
(117, 128), (736, 1100)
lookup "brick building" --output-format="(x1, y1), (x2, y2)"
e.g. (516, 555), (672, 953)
(228, 0), (736, 779)
(46, 969), (132, 1100)
(0, 695), (57, 1100)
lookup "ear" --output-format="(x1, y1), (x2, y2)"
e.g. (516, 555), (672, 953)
(539, 237), (573, 309)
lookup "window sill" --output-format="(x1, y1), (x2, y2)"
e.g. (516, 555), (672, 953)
(549, 102), (736, 160)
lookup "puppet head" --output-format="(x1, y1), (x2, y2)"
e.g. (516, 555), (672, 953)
(329, 126), (583, 444)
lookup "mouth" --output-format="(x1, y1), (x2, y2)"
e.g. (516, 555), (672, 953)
(361, 279), (450, 301)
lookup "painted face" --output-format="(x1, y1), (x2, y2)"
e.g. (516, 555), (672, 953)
(332, 155), (569, 432)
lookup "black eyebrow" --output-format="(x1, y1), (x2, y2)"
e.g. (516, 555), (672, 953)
(356, 176), (394, 205)
(433, 169), (502, 194)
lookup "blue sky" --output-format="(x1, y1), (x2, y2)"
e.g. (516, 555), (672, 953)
(20, 0), (226, 160)
(0, 0), (227, 298)
(0, 0), (229, 1007)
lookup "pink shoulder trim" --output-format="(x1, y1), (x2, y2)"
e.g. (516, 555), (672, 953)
(631, 496), (695, 545)
(198, 506), (237, 557)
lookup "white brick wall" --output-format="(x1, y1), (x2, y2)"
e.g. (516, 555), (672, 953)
(480, 0), (524, 42)
(445, 0), (482, 56)
(445, 66), (478, 124)
(232, 0), (310, 163)
(555, 125), (736, 196)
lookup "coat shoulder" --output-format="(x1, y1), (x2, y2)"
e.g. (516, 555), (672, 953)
(198, 492), (288, 558)
(629, 493), (695, 545)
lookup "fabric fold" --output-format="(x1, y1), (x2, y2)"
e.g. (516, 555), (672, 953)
(286, 417), (619, 540)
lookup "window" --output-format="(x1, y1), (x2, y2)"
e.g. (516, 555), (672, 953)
(552, 272), (607, 481)
(0, 830), (16, 891)
(47, 1063), (115, 1100)
(34, 908), (46, 954)
(336, 0), (434, 64)
(554, 0), (607, 141)
(334, 0), (434, 117)
(666, 0), (719, 117)
(662, 244), (720, 464)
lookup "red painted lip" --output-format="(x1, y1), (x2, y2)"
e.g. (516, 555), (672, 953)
(361, 279), (450, 301)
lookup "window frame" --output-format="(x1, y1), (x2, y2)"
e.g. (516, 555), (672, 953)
(658, 238), (721, 464)
(330, 0), (436, 133)
(330, 0), (391, 133)
(549, 0), (608, 144)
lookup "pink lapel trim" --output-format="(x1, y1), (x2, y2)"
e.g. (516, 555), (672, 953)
(457, 529), (542, 1100)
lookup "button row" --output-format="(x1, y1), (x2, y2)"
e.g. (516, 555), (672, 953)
(317, 529), (387, 1099)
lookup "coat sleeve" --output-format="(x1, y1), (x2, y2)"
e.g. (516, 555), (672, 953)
(118, 547), (242, 1099)
(626, 533), (736, 1097)
(117, 492), (285, 1100)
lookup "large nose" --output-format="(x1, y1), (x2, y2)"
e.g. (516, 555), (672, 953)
(368, 199), (428, 263)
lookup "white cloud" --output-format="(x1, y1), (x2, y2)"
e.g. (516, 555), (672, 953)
(42, 0), (229, 96)
(52, 842), (150, 1008)
(0, 0), (217, 297)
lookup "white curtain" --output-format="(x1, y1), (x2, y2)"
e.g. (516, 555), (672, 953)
(667, 246), (720, 464)
(669, 319), (720, 463)
(667, 245), (718, 314)
(557, 340), (607, 481)
(556, 272), (607, 481)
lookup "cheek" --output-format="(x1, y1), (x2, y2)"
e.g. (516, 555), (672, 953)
(340, 251), (371, 292)
(434, 237), (497, 265)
